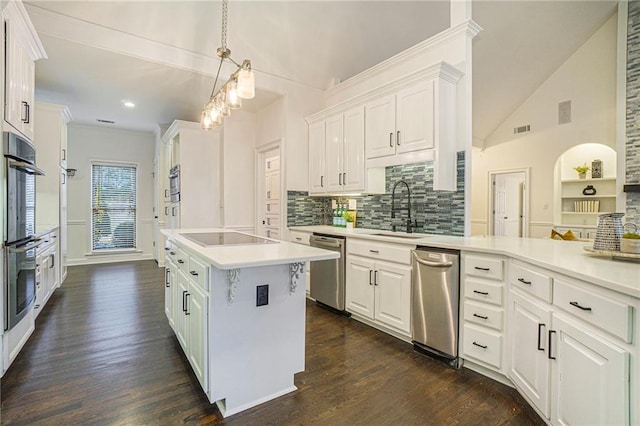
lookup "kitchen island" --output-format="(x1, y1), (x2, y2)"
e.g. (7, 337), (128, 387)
(161, 228), (338, 417)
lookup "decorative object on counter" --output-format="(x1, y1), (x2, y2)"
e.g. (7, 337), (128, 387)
(573, 163), (590, 179)
(344, 210), (356, 229)
(583, 245), (640, 262)
(621, 223), (640, 254)
(551, 229), (577, 241)
(582, 185), (597, 196)
(591, 159), (602, 178)
(593, 212), (624, 251)
(200, 0), (255, 131)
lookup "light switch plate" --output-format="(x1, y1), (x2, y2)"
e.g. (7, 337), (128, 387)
(331, 199), (337, 209)
(348, 199), (357, 210)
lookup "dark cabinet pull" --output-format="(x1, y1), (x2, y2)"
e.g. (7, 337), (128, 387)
(178, 259), (184, 264)
(25, 103), (30, 124)
(396, 130), (400, 145)
(170, 251), (176, 255)
(21, 101), (28, 122)
(474, 266), (490, 271)
(548, 330), (556, 359)
(321, 176), (324, 187)
(185, 293), (190, 315)
(369, 270), (373, 286)
(537, 323), (545, 351)
(165, 207), (169, 216)
(339, 173), (342, 185)
(518, 278), (532, 285)
(295, 237), (302, 241)
(473, 313), (488, 320)
(369, 250), (379, 253)
(165, 269), (170, 287)
(473, 290), (489, 295)
(569, 301), (592, 311)
(472, 341), (487, 349)
(190, 271), (198, 276)
(62, 148), (66, 160)
(164, 247), (169, 251)
(182, 290), (188, 312)
(374, 270), (378, 286)
(343, 172), (346, 183)
(389, 132), (393, 147)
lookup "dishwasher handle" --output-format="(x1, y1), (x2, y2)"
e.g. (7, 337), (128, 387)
(413, 253), (453, 268)
(310, 236), (343, 249)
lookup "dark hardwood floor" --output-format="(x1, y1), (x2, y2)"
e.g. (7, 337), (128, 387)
(1, 260), (544, 425)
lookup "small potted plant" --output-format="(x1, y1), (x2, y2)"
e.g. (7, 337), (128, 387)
(344, 211), (356, 229)
(621, 224), (640, 254)
(573, 163), (590, 179)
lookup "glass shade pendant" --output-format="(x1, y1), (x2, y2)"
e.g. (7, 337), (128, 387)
(237, 68), (255, 99)
(201, 110), (213, 130)
(226, 80), (242, 109)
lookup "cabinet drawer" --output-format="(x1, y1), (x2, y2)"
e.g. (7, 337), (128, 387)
(348, 239), (412, 265)
(553, 278), (633, 343)
(510, 261), (553, 303)
(462, 324), (502, 369)
(465, 255), (504, 281)
(464, 278), (503, 306)
(265, 214), (279, 227)
(166, 244), (178, 261)
(175, 248), (189, 269)
(188, 256), (209, 291)
(265, 201), (279, 214)
(464, 301), (503, 331)
(266, 157), (280, 171)
(289, 231), (310, 245)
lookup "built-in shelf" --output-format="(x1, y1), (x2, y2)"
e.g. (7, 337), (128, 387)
(560, 177), (616, 184)
(561, 195), (616, 199)
(558, 176), (617, 227)
(561, 212), (612, 215)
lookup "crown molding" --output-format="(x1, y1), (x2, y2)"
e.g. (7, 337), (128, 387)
(324, 19), (481, 99)
(161, 119), (220, 142)
(35, 101), (73, 123)
(3, 0), (47, 60)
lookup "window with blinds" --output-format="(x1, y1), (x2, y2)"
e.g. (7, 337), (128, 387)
(91, 163), (137, 251)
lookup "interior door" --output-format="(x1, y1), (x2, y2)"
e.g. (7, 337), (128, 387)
(493, 172), (525, 237)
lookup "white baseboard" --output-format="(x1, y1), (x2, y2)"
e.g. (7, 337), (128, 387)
(67, 253), (154, 266)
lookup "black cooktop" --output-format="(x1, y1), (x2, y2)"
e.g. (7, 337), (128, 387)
(180, 232), (278, 247)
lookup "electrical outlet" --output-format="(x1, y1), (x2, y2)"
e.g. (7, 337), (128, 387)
(256, 285), (269, 306)
(331, 199), (337, 209)
(348, 199), (357, 210)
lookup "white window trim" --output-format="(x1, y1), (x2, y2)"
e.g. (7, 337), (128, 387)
(89, 159), (140, 253)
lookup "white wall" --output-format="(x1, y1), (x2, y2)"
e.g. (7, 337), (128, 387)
(222, 110), (256, 231)
(471, 13), (617, 237)
(67, 124), (155, 265)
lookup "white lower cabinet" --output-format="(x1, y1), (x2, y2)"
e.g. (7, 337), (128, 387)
(506, 259), (633, 425)
(165, 244), (209, 393)
(346, 255), (411, 336)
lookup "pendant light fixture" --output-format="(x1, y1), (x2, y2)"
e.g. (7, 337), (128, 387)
(201, 0), (255, 130)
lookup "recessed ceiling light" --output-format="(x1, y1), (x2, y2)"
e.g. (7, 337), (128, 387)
(123, 101), (135, 108)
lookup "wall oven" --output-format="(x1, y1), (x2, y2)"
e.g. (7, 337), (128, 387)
(3, 131), (45, 331)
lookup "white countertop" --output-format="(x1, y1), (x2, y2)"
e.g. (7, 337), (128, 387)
(290, 225), (640, 299)
(162, 228), (339, 270)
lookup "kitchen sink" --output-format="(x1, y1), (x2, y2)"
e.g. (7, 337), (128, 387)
(370, 232), (427, 239)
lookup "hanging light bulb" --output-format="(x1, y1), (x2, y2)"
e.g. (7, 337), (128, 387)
(226, 79), (242, 109)
(219, 89), (231, 117)
(201, 110), (213, 130)
(237, 61), (255, 99)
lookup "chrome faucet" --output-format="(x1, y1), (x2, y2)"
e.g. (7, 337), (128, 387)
(391, 179), (416, 233)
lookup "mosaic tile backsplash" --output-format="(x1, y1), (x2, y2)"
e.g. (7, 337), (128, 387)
(287, 151), (465, 236)
(627, 2), (640, 226)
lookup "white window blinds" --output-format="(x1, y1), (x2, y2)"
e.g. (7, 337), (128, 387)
(91, 163), (137, 250)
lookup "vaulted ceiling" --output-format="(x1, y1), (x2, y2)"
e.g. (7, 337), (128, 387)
(25, 0), (617, 141)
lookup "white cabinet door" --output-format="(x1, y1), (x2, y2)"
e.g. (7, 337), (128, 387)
(176, 270), (189, 351)
(396, 81), (434, 154)
(308, 120), (326, 194)
(343, 107), (365, 192)
(325, 114), (343, 192)
(346, 257), (375, 320)
(551, 315), (629, 426)
(169, 263), (179, 330)
(164, 265), (173, 325)
(508, 290), (552, 418)
(60, 168), (68, 283)
(4, 21), (23, 132)
(365, 95), (396, 159)
(187, 282), (208, 392)
(21, 50), (35, 141)
(374, 261), (411, 335)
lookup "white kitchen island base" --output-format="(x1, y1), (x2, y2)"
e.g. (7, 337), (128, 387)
(208, 264), (305, 417)
(161, 229), (338, 417)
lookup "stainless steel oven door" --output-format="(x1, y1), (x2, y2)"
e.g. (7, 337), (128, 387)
(6, 160), (40, 244)
(4, 239), (41, 331)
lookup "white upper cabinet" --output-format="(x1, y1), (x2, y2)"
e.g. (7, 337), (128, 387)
(308, 106), (376, 195)
(308, 121), (326, 193)
(365, 95), (396, 159)
(366, 81), (435, 160)
(3, 2), (47, 142)
(308, 62), (463, 192)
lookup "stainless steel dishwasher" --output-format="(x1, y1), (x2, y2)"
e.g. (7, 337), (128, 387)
(411, 247), (461, 367)
(309, 234), (346, 312)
